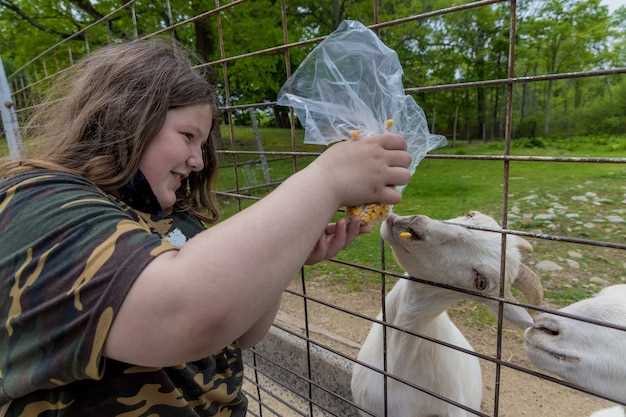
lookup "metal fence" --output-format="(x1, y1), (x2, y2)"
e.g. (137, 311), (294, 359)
(2, 1), (626, 416)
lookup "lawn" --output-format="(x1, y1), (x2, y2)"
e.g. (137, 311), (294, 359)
(3, 128), (625, 307)
(214, 127), (626, 306)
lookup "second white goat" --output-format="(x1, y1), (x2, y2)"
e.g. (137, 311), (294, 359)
(525, 284), (626, 416)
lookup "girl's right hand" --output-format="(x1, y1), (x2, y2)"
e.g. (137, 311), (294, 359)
(310, 132), (412, 208)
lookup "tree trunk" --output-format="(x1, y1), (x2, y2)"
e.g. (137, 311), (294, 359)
(465, 90), (471, 143)
(431, 107), (436, 133)
(544, 79), (553, 136)
(273, 107), (291, 128)
(478, 87), (486, 142)
(453, 104), (459, 147)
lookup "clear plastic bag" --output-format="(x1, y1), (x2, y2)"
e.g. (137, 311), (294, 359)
(277, 20), (446, 182)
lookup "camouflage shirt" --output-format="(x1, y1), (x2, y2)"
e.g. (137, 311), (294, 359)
(0, 170), (247, 417)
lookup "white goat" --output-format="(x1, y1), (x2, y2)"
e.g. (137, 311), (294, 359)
(525, 284), (626, 416)
(351, 211), (543, 417)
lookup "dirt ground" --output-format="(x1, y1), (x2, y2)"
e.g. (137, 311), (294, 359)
(245, 276), (619, 417)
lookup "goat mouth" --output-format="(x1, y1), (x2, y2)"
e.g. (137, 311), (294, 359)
(528, 342), (580, 364)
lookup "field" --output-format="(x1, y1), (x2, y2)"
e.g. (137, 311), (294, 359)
(3, 130), (625, 416)
(216, 129), (626, 306)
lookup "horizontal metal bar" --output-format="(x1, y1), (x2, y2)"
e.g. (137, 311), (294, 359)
(200, 0), (505, 68)
(370, 0), (505, 30)
(272, 318), (626, 407)
(221, 101), (277, 111)
(245, 406), (261, 417)
(328, 258), (626, 333)
(140, 0), (248, 41)
(426, 154), (626, 164)
(223, 179), (286, 194)
(12, 66), (71, 97)
(214, 190), (261, 200)
(242, 387), (289, 417)
(14, 97), (64, 114)
(9, 0), (139, 78)
(283, 287), (495, 363)
(271, 322), (490, 417)
(218, 150), (319, 157)
(443, 221), (626, 250)
(248, 346), (378, 417)
(243, 376), (309, 417)
(244, 365), (342, 417)
(217, 150), (626, 164)
(407, 67), (626, 93)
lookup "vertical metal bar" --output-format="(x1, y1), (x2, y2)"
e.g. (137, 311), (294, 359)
(493, 2), (517, 417)
(214, 1), (254, 409)
(215, 0), (241, 211)
(251, 349), (264, 417)
(0, 58), (24, 159)
(68, 47), (74, 65)
(42, 60), (48, 77)
(131, 3), (139, 39)
(84, 32), (91, 54)
(371, 2), (389, 416)
(19, 74), (29, 109)
(165, 0), (175, 39)
(280, 5), (313, 414)
(280, 0), (298, 174)
(300, 268), (314, 417)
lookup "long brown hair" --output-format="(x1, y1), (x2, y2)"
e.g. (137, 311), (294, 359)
(1, 38), (220, 223)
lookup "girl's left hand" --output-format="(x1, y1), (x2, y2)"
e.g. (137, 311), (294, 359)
(304, 217), (373, 265)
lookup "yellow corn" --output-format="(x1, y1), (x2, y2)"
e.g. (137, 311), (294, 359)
(399, 231), (412, 239)
(346, 119), (394, 225)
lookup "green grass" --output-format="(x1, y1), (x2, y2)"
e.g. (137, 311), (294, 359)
(4, 128), (625, 306)
(214, 128), (626, 305)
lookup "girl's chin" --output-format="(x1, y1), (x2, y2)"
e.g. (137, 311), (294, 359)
(156, 191), (176, 211)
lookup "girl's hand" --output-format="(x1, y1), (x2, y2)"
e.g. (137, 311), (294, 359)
(310, 132), (412, 208)
(304, 217), (373, 265)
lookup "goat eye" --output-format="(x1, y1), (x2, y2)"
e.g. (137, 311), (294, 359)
(473, 270), (488, 291)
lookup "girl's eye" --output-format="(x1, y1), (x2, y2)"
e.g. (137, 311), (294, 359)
(182, 132), (193, 142)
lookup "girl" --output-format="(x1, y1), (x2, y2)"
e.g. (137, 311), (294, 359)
(0, 38), (411, 416)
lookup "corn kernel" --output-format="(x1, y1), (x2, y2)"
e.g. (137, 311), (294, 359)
(345, 119), (395, 226)
(399, 231), (412, 239)
(347, 203), (390, 225)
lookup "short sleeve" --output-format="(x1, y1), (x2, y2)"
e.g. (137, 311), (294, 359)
(0, 171), (177, 402)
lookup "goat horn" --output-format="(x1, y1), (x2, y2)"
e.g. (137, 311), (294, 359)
(513, 264), (543, 306)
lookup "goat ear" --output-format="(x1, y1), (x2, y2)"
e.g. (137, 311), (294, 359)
(513, 264), (543, 307)
(513, 236), (533, 253)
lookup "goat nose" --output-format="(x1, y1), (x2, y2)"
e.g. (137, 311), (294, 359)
(386, 213), (397, 226)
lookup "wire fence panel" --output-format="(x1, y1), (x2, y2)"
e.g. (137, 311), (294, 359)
(2, 1), (625, 416)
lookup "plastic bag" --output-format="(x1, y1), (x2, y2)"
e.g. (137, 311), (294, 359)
(276, 20), (446, 182)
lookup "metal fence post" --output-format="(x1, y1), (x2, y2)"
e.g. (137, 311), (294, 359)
(0, 57), (23, 160)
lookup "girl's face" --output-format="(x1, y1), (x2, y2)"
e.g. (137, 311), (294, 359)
(139, 104), (213, 210)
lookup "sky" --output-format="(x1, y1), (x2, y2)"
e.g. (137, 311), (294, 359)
(602, 0), (625, 12)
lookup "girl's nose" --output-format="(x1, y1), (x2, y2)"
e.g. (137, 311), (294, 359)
(188, 146), (204, 171)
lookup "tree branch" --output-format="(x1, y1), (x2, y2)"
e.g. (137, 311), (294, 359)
(0, 0), (82, 40)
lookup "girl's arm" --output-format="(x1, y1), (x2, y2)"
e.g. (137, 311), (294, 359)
(104, 133), (410, 366)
